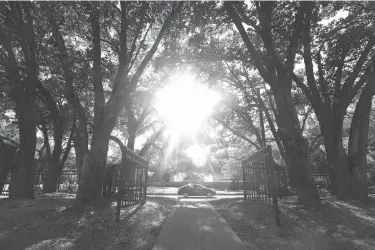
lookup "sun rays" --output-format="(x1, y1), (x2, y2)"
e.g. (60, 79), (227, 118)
(154, 72), (221, 163)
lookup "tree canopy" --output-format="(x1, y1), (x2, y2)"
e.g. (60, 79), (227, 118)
(0, 1), (375, 205)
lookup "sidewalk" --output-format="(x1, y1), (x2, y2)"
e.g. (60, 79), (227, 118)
(152, 200), (247, 250)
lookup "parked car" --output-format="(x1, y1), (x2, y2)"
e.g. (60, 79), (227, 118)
(177, 183), (216, 197)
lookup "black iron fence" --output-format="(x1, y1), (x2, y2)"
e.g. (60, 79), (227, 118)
(114, 148), (149, 222)
(311, 171), (331, 195)
(242, 145), (281, 226)
(1, 169), (78, 196)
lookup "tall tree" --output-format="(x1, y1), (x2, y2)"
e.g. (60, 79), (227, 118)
(224, 1), (321, 206)
(0, 2), (39, 198)
(294, 2), (375, 199)
(42, 2), (183, 204)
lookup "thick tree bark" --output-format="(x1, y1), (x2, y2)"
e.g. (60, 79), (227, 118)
(82, 126), (112, 203)
(1, 3), (38, 199)
(273, 86), (321, 206)
(74, 127), (85, 183)
(75, 3), (106, 204)
(316, 108), (351, 199)
(10, 93), (36, 199)
(42, 122), (64, 193)
(127, 135), (136, 151)
(347, 81), (375, 200)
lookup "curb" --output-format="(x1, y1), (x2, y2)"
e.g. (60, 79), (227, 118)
(148, 193), (243, 196)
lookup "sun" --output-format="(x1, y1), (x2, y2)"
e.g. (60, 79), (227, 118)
(155, 73), (221, 138)
(186, 145), (210, 167)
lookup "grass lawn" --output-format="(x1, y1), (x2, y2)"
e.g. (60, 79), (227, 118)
(0, 193), (177, 250)
(211, 196), (375, 250)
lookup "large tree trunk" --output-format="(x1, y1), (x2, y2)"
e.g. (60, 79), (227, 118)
(42, 119), (64, 193)
(127, 124), (137, 183)
(127, 135), (136, 151)
(4, 3), (38, 199)
(76, 123), (112, 205)
(10, 94), (36, 199)
(73, 121), (88, 183)
(273, 86), (321, 207)
(315, 105), (351, 200)
(43, 157), (62, 193)
(43, 152), (63, 193)
(347, 81), (375, 200)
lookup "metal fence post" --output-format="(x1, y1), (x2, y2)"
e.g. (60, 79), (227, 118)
(242, 164), (247, 200)
(266, 145), (281, 227)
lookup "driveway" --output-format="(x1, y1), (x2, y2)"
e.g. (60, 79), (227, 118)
(152, 199), (246, 250)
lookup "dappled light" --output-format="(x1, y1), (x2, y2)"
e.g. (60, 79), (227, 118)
(152, 200), (246, 250)
(211, 197), (375, 249)
(25, 238), (73, 250)
(0, 195), (177, 249)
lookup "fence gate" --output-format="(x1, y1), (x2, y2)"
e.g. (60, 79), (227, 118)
(115, 148), (148, 222)
(242, 145), (282, 226)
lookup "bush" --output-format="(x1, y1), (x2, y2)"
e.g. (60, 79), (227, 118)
(58, 180), (78, 193)
(58, 173), (78, 194)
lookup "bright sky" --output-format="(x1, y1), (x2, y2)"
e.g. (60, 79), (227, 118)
(185, 144), (210, 167)
(154, 73), (221, 165)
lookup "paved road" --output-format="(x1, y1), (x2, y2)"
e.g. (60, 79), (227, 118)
(152, 200), (246, 250)
(147, 194), (242, 201)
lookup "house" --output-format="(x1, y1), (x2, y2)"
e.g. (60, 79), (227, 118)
(183, 173), (203, 183)
(173, 172), (214, 182)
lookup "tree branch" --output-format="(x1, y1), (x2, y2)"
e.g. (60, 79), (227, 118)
(285, 1), (310, 74)
(128, 21), (154, 72)
(224, 2), (271, 84)
(128, 2), (183, 93)
(334, 48), (349, 97)
(341, 36), (375, 96)
(89, 3), (105, 138)
(128, 2), (148, 64)
(215, 117), (261, 150)
(138, 126), (165, 156)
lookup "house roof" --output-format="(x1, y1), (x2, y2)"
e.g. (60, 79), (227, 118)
(183, 173), (203, 181)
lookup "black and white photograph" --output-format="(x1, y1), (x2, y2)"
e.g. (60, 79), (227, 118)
(0, 1), (375, 249)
